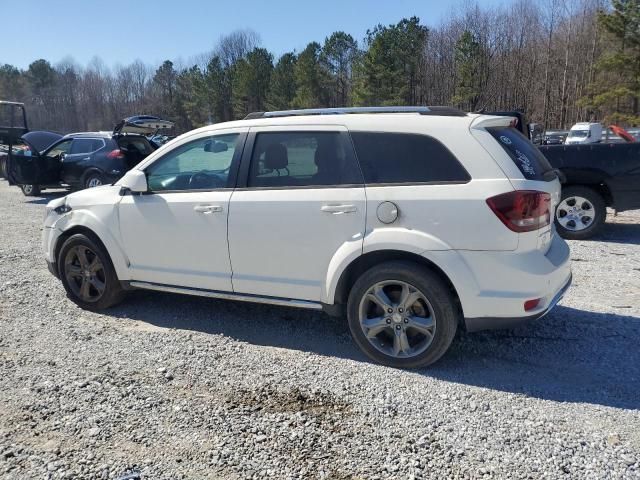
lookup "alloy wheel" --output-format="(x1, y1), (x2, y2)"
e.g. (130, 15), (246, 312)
(556, 196), (595, 231)
(358, 280), (436, 359)
(64, 245), (106, 302)
(87, 177), (102, 188)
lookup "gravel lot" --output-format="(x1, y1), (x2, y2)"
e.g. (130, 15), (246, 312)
(0, 180), (639, 479)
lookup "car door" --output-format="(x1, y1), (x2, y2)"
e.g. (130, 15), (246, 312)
(7, 136), (69, 186)
(118, 128), (246, 291)
(227, 126), (366, 302)
(60, 137), (106, 185)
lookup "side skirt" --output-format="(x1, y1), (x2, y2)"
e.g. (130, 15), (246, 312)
(127, 281), (323, 311)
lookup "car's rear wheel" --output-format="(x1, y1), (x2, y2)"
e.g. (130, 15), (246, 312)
(20, 184), (41, 196)
(57, 233), (125, 310)
(84, 171), (104, 189)
(555, 186), (606, 240)
(347, 261), (458, 368)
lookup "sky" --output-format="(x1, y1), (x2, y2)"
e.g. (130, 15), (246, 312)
(3, 0), (503, 70)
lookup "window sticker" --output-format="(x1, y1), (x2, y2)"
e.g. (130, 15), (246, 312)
(514, 149), (536, 176)
(499, 135), (512, 145)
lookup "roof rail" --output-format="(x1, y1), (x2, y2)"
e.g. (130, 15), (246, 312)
(244, 106), (466, 120)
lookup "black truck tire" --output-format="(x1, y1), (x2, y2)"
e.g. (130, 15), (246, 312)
(555, 186), (606, 240)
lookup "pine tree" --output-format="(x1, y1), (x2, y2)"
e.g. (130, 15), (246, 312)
(581, 0), (640, 125)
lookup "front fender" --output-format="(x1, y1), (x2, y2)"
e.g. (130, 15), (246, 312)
(53, 209), (130, 279)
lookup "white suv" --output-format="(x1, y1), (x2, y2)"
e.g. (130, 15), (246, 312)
(42, 106), (572, 368)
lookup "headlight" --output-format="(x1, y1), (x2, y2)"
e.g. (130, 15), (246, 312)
(54, 205), (72, 214)
(45, 203), (72, 219)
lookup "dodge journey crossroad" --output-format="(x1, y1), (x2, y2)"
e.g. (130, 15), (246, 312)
(40, 106), (572, 368)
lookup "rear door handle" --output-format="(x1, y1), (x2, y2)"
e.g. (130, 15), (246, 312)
(321, 204), (357, 214)
(194, 205), (223, 214)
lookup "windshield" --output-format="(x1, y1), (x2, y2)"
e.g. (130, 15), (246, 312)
(568, 130), (589, 138)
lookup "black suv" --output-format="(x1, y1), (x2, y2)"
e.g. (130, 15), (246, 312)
(7, 116), (173, 196)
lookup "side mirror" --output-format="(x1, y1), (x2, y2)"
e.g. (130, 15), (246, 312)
(118, 169), (148, 193)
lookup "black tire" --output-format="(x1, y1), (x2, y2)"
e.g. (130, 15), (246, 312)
(83, 171), (105, 189)
(346, 261), (459, 369)
(57, 233), (125, 311)
(555, 186), (606, 240)
(0, 156), (6, 179)
(20, 184), (41, 196)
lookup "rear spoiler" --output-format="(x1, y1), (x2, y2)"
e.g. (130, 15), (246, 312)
(470, 115), (516, 130)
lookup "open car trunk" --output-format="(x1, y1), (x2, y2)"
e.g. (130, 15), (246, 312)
(116, 135), (156, 169)
(113, 115), (174, 136)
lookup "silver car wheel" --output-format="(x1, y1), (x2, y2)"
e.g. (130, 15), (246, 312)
(556, 196), (595, 231)
(358, 280), (436, 359)
(87, 177), (102, 188)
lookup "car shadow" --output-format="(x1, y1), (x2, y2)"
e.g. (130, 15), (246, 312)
(24, 191), (67, 205)
(108, 292), (640, 410)
(591, 220), (640, 246)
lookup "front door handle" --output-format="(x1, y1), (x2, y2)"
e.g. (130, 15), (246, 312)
(321, 204), (357, 214)
(194, 204), (223, 214)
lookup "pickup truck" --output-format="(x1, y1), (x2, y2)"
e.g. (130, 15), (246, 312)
(490, 111), (640, 240)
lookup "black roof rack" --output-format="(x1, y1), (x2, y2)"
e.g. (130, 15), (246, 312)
(244, 106), (466, 120)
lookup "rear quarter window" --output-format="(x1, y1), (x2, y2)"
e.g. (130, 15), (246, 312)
(350, 132), (470, 185)
(486, 127), (553, 181)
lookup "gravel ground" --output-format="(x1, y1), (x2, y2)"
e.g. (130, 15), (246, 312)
(0, 180), (638, 480)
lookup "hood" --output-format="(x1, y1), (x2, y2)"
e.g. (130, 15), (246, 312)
(22, 131), (63, 152)
(114, 116), (174, 135)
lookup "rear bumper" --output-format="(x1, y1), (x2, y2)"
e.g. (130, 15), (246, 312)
(464, 273), (572, 332)
(421, 233), (572, 330)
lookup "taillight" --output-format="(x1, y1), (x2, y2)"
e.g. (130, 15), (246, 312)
(486, 190), (551, 232)
(107, 149), (124, 159)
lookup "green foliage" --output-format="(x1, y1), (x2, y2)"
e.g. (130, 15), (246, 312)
(321, 32), (358, 106)
(451, 31), (486, 111)
(581, 0), (640, 125)
(268, 52), (297, 110)
(293, 42), (330, 108)
(232, 48), (274, 118)
(352, 17), (428, 106)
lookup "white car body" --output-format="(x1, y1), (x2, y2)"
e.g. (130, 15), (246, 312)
(564, 122), (603, 144)
(43, 109), (571, 333)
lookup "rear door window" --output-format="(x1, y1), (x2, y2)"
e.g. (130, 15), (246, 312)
(70, 138), (103, 154)
(486, 127), (554, 181)
(350, 132), (470, 185)
(248, 131), (363, 188)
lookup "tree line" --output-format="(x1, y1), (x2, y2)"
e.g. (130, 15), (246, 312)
(0, 0), (638, 135)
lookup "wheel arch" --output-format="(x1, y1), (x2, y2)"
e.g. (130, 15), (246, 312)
(54, 222), (129, 280)
(81, 167), (105, 187)
(330, 249), (464, 322)
(560, 168), (612, 206)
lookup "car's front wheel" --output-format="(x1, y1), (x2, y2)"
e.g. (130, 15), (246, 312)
(555, 186), (606, 240)
(347, 261), (459, 368)
(20, 184), (41, 196)
(84, 171), (105, 189)
(57, 233), (125, 310)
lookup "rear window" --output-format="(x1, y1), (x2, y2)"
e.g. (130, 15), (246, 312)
(486, 127), (554, 181)
(70, 138), (104, 154)
(350, 132), (470, 185)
